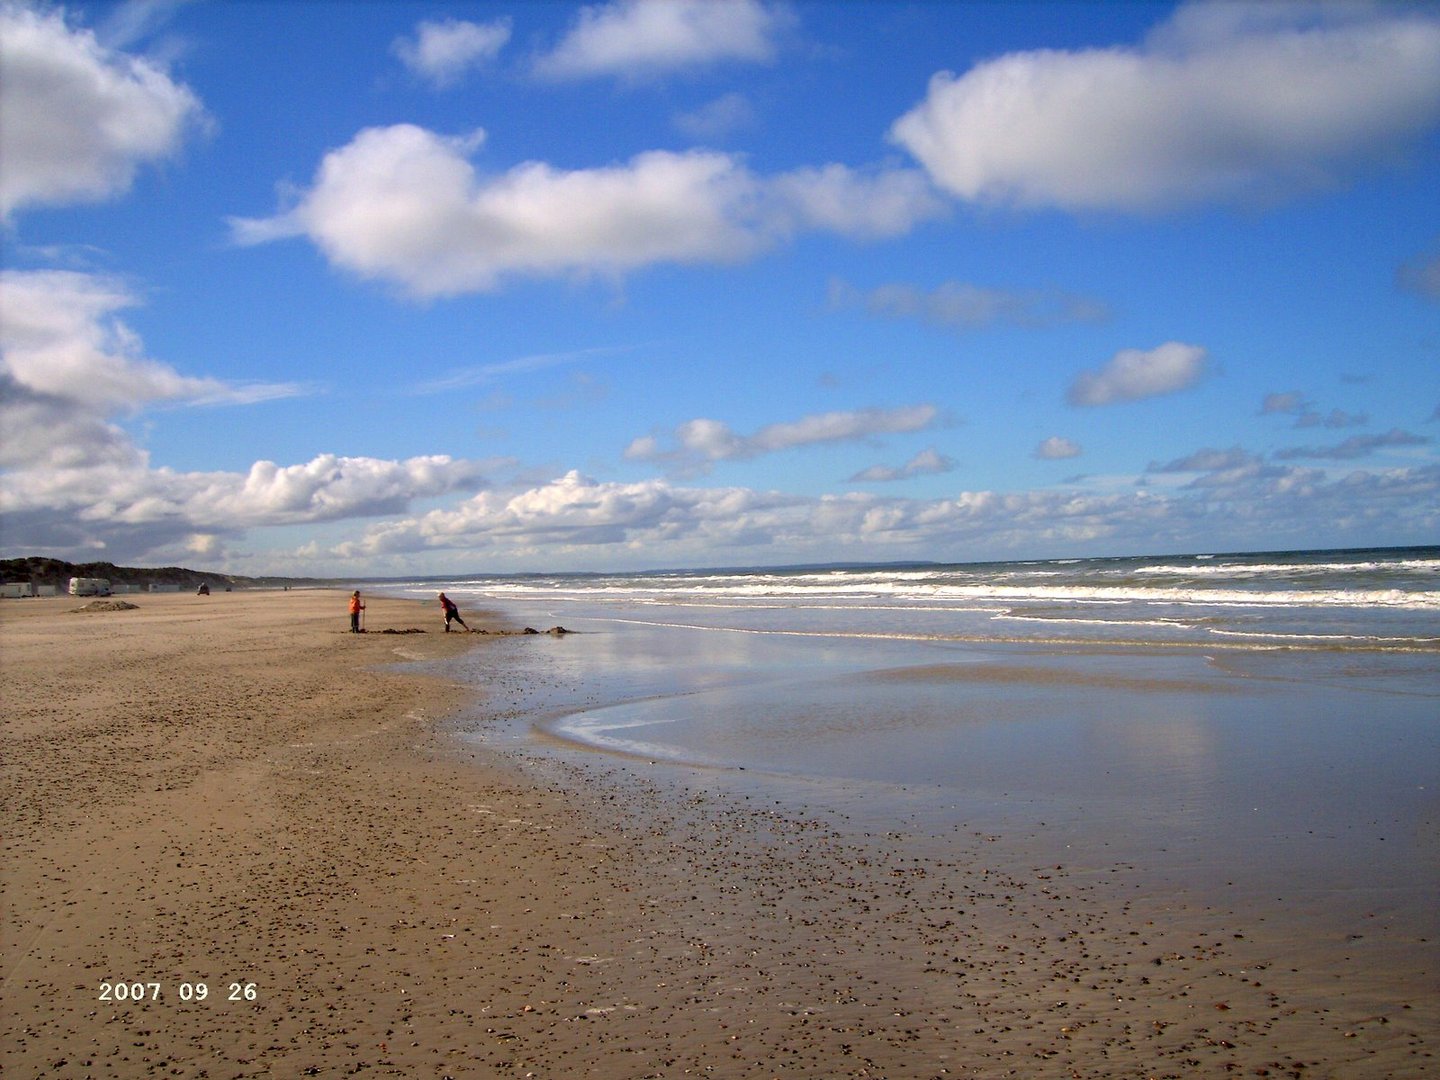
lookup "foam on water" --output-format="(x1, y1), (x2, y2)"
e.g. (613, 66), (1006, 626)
(385, 545), (1440, 653)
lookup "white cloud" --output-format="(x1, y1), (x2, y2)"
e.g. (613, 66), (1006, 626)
(831, 278), (1108, 330)
(744, 405), (944, 452)
(768, 164), (946, 239)
(232, 124), (942, 296)
(627, 405), (943, 472)
(3, 271), (159, 409)
(0, 1), (207, 220)
(0, 270), (278, 413)
(233, 128), (761, 293)
(216, 455), (487, 524)
(0, 274), (489, 562)
(12, 455), (1439, 570)
(890, 3), (1440, 212)
(0, 270), (455, 561)
(1068, 342), (1209, 407)
(329, 471), (806, 562)
(534, 0), (789, 80)
(1035, 436), (1082, 461)
(849, 447), (956, 483)
(393, 17), (511, 88)
(0, 451), (489, 561)
(4, 431), (1435, 572)
(319, 462), (1440, 571)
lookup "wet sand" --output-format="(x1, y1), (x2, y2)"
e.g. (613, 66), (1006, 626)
(2, 590), (1433, 1078)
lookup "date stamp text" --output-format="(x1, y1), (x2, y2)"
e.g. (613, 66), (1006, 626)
(98, 980), (259, 1004)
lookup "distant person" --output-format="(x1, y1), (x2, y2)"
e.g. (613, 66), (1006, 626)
(349, 590), (365, 633)
(438, 592), (469, 632)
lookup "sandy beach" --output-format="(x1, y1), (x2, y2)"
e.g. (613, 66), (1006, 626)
(2, 589), (1433, 1079)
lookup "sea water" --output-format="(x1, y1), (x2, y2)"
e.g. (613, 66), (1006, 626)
(396, 545), (1438, 651)
(384, 546), (1438, 912)
(383, 546), (1439, 762)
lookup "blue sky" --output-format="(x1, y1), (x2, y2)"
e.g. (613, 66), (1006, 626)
(2, 0), (1437, 575)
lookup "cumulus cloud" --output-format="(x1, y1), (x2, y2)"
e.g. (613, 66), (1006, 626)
(334, 470), (806, 559)
(849, 447), (956, 483)
(231, 124), (941, 296)
(0, 372), (140, 471)
(5, 416), (1436, 571)
(232, 128), (760, 291)
(0, 1), (207, 221)
(318, 461), (1440, 571)
(1035, 436), (1082, 461)
(335, 470), (1135, 562)
(768, 164), (946, 239)
(216, 455), (487, 524)
(0, 270), (487, 558)
(534, 0), (789, 80)
(17, 455), (1440, 571)
(0, 269), (485, 562)
(627, 404), (942, 472)
(830, 279), (1107, 331)
(0, 270), (297, 415)
(0, 451), (490, 562)
(889, 3), (1440, 212)
(1274, 428), (1430, 461)
(393, 17), (511, 88)
(1067, 342), (1209, 407)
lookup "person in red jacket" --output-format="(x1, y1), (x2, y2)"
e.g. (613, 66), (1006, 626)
(349, 590), (365, 633)
(438, 592), (469, 632)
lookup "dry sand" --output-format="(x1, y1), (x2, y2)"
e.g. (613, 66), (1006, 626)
(2, 590), (1432, 1078)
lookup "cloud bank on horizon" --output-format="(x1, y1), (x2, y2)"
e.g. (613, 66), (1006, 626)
(1, 0), (1437, 576)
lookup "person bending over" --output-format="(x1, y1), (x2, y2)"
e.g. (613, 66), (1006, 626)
(438, 592), (469, 632)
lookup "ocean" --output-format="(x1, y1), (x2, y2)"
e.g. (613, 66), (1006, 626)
(395, 544), (1439, 654)
(379, 545), (1437, 925)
